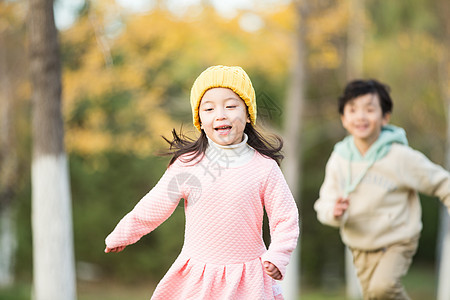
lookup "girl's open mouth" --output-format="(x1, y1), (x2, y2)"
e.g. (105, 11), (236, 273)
(215, 125), (232, 135)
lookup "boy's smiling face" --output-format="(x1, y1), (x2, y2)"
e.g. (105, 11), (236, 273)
(341, 93), (391, 150)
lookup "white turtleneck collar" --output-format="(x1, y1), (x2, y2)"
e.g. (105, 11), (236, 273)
(205, 133), (255, 168)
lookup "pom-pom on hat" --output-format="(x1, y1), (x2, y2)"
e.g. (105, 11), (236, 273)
(190, 65), (257, 131)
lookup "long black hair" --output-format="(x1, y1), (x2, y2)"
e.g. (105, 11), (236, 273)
(162, 123), (284, 166)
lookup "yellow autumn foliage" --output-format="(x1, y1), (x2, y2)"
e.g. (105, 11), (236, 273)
(59, 0), (446, 158)
(66, 128), (112, 153)
(61, 4), (301, 157)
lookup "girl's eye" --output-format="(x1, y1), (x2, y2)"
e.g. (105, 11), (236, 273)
(204, 108), (213, 112)
(226, 105), (237, 109)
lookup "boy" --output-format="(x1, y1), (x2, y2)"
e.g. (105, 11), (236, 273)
(314, 79), (450, 300)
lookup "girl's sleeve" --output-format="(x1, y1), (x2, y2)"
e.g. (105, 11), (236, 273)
(105, 164), (184, 249)
(400, 147), (450, 213)
(313, 152), (343, 227)
(261, 161), (299, 280)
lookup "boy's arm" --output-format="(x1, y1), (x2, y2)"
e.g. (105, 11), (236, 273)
(105, 164), (184, 250)
(314, 153), (345, 227)
(401, 147), (450, 212)
(261, 162), (299, 280)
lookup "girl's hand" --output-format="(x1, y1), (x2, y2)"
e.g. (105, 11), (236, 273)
(263, 261), (282, 280)
(333, 197), (349, 218)
(104, 246), (126, 253)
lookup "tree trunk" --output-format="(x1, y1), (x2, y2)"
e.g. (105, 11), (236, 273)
(0, 24), (18, 288)
(280, 1), (307, 299)
(437, 1), (450, 299)
(0, 206), (17, 287)
(28, 0), (77, 299)
(346, 0), (364, 81)
(345, 0), (364, 298)
(437, 208), (450, 300)
(438, 57), (449, 300)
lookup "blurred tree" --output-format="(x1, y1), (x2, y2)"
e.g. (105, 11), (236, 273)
(281, 1), (307, 298)
(437, 0), (450, 298)
(0, 0), (29, 287)
(346, 0), (364, 81)
(299, 0), (349, 293)
(28, 0), (76, 299)
(0, 1), (32, 289)
(0, 3), (19, 287)
(345, 0), (364, 298)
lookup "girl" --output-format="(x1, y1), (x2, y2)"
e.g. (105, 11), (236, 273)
(105, 65), (299, 299)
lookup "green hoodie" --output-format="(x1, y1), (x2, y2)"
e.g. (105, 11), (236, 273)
(334, 125), (408, 196)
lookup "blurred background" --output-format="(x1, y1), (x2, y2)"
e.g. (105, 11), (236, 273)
(0, 0), (449, 299)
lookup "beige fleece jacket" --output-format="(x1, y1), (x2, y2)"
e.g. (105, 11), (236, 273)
(314, 143), (450, 250)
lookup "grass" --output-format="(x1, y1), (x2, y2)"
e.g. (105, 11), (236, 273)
(77, 280), (154, 300)
(0, 283), (30, 300)
(300, 263), (437, 300)
(0, 263), (437, 300)
(403, 263), (437, 299)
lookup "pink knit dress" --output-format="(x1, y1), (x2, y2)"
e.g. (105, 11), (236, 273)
(105, 152), (299, 299)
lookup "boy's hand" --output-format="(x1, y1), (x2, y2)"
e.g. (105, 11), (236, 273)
(333, 197), (349, 218)
(263, 261), (282, 280)
(105, 246), (126, 253)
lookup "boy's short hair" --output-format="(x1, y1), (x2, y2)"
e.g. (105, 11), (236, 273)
(338, 79), (393, 116)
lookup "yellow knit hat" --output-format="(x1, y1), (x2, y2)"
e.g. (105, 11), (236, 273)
(190, 65), (257, 131)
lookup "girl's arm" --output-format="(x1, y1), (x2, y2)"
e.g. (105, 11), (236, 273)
(104, 246), (126, 253)
(105, 164), (184, 250)
(261, 161), (299, 280)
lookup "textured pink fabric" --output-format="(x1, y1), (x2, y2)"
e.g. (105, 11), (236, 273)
(105, 152), (299, 299)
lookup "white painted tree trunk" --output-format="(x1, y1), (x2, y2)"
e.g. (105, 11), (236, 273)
(437, 6), (450, 295)
(437, 209), (450, 300)
(28, 0), (77, 298)
(281, 69), (302, 299)
(345, 246), (362, 299)
(0, 206), (17, 287)
(32, 154), (76, 300)
(281, 249), (299, 300)
(281, 2), (307, 299)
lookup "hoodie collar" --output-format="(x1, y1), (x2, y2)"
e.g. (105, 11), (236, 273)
(334, 125), (408, 197)
(334, 125), (408, 162)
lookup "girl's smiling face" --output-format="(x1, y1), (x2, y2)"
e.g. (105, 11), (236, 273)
(199, 87), (250, 146)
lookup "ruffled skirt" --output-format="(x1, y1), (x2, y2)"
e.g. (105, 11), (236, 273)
(151, 253), (283, 300)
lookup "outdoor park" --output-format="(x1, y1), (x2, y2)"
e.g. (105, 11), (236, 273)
(0, 0), (449, 299)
